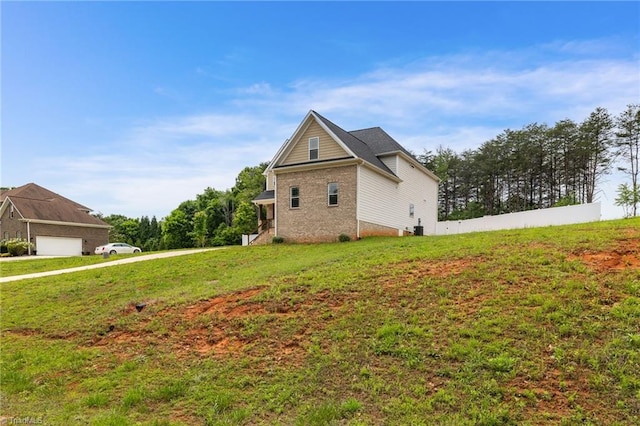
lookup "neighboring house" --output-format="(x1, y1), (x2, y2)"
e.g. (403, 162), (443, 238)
(251, 110), (440, 243)
(0, 183), (110, 256)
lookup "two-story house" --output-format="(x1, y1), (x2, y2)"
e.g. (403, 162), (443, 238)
(252, 111), (439, 243)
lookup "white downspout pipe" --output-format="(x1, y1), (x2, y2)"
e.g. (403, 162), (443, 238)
(27, 220), (31, 255)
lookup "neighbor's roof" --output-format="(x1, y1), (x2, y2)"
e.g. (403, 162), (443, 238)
(0, 183), (110, 227)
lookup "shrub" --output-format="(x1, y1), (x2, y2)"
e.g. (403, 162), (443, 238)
(338, 234), (351, 242)
(6, 239), (34, 256)
(0, 240), (7, 254)
(272, 236), (284, 244)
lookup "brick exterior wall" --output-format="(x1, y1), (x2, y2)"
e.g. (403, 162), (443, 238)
(0, 208), (108, 255)
(358, 220), (401, 237)
(276, 165), (357, 243)
(0, 208), (26, 241)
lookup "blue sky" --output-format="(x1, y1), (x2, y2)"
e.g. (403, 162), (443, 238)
(2, 1), (639, 219)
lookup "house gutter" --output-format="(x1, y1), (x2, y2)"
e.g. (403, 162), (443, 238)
(18, 218), (111, 229)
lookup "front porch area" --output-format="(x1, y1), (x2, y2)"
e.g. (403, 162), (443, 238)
(243, 190), (275, 246)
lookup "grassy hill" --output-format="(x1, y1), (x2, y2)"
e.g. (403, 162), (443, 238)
(1, 218), (639, 425)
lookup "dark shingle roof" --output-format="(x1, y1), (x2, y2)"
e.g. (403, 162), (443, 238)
(312, 111), (396, 176)
(253, 190), (275, 201)
(349, 127), (415, 159)
(1, 183), (110, 227)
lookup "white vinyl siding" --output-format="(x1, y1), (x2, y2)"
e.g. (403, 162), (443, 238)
(281, 121), (350, 165)
(358, 155), (438, 234)
(358, 166), (400, 230)
(396, 157), (438, 233)
(380, 155), (398, 175)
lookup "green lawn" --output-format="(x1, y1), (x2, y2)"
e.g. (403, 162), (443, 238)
(1, 218), (639, 425)
(0, 253), (140, 277)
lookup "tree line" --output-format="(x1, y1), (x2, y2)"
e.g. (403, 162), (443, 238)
(99, 163), (268, 250)
(417, 105), (639, 221)
(100, 104), (638, 250)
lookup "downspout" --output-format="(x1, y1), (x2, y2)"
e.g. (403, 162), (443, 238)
(26, 220), (31, 255)
(356, 163), (360, 239)
(273, 175), (278, 236)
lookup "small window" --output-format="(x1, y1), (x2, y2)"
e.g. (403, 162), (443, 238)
(4, 231), (10, 240)
(328, 183), (338, 206)
(409, 203), (415, 218)
(10, 205), (14, 219)
(290, 186), (300, 208)
(16, 231), (22, 239)
(309, 137), (319, 160)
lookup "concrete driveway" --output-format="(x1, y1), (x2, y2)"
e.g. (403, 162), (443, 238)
(0, 248), (222, 283)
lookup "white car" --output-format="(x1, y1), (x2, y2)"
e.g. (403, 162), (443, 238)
(95, 243), (142, 255)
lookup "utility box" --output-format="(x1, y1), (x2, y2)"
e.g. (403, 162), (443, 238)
(102, 252), (110, 259)
(413, 226), (424, 236)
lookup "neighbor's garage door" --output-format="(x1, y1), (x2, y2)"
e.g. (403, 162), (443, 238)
(35, 236), (82, 256)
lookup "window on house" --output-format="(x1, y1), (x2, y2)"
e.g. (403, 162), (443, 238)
(410, 203), (415, 218)
(3, 231), (9, 240)
(328, 183), (338, 206)
(290, 186), (300, 208)
(10, 205), (14, 219)
(309, 137), (319, 160)
(16, 231), (22, 239)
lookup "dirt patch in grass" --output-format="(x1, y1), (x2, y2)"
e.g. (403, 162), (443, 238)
(89, 286), (352, 366)
(568, 238), (640, 271)
(183, 287), (266, 319)
(407, 257), (477, 278)
(380, 258), (476, 290)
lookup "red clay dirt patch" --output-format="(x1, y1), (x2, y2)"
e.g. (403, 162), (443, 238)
(184, 287), (266, 320)
(567, 239), (640, 271)
(89, 286), (351, 364)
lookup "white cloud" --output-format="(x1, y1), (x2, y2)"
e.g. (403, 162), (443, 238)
(27, 39), (638, 219)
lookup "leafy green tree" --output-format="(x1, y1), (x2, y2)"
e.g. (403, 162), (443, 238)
(615, 183), (639, 218)
(211, 223), (241, 246)
(232, 163), (268, 204)
(233, 201), (258, 234)
(196, 187), (220, 211)
(203, 189), (232, 234)
(102, 214), (132, 242)
(162, 209), (192, 249)
(119, 219), (140, 245)
(428, 146), (461, 220)
(614, 104), (640, 216)
(192, 211), (208, 247)
(554, 193), (579, 207)
(578, 107), (615, 203)
(548, 119), (580, 203)
(139, 216), (151, 242)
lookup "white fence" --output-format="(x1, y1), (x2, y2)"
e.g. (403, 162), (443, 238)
(434, 202), (601, 236)
(241, 234), (259, 246)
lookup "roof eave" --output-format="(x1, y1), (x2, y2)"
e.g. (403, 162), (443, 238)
(0, 197), (25, 220)
(20, 218), (112, 229)
(273, 157), (360, 174)
(378, 151), (441, 183)
(360, 160), (402, 183)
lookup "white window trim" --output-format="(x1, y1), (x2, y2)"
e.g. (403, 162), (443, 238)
(328, 182), (339, 206)
(290, 186), (300, 209)
(309, 137), (319, 160)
